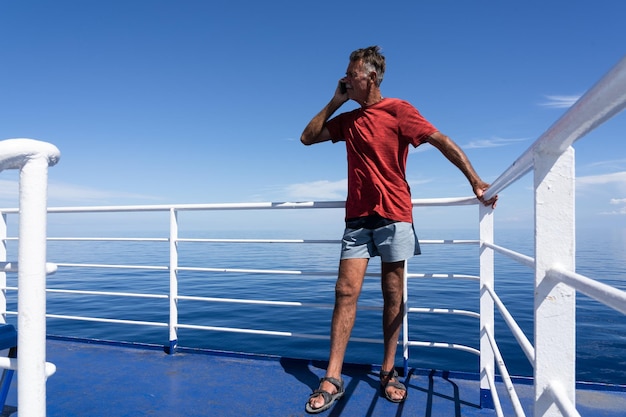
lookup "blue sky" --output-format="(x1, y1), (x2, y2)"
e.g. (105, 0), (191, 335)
(1, 1), (625, 235)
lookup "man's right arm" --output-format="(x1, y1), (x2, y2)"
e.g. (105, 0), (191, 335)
(300, 87), (347, 145)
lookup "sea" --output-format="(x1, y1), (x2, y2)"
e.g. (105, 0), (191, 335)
(3, 227), (625, 386)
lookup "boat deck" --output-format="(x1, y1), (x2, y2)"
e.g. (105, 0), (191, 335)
(2, 337), (625, 417)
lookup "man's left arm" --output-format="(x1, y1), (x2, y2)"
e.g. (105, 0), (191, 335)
(424, 131), (497, 208)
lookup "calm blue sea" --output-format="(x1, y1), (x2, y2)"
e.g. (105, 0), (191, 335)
(4, 228), (625, 385)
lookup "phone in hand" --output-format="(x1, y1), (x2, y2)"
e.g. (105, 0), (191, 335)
(339, 82), (347, 94)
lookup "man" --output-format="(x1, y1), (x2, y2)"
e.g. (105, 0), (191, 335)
(301, 46), (497, 414)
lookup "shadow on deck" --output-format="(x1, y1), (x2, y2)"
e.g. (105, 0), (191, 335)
(2, 337), (625, 416)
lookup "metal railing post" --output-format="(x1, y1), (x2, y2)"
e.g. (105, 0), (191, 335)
(479, 203), (495, 409)
(0, 213), (6, 324)
(168, 208), (179, 354)
(402, 260), (409, 376)
(534, 146), (576, 417)
(17, 156), (52, 417)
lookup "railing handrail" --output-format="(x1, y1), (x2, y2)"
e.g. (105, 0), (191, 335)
(0, 195), (478, 214)
(485, 55), (626, 200)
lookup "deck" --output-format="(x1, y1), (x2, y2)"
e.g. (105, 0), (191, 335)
(2, 337), (624, 417)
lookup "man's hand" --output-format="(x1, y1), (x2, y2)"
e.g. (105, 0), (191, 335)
(301, 80), (348, 145)
(473, 181), (498, 209)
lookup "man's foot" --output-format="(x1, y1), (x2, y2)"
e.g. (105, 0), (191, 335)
(380, 369), (407, 403)
(305, 377), (344, 414)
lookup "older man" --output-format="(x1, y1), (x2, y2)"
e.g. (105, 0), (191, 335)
(301, 45), (496, 414)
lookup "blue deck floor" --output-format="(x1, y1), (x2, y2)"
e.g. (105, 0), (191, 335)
(2, 337), (626, 416)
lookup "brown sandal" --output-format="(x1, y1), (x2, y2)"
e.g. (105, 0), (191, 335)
(380, 369), (407, 403)
(305, 376), (345, 414)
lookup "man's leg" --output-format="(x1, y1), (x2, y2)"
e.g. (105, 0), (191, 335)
(380, 260), (407, 401)
(308, 258), (368, 410)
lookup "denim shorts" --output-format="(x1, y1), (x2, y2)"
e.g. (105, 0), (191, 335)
(340, 220), (421, 263)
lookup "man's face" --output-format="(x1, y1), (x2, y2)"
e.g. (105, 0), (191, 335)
(343, 59), (372, 103)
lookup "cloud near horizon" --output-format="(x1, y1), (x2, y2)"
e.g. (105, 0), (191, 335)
(577, 171), (626, 186)
(578, 172), (626, 215)
(463, 137), (528, 149)
(285, 179), (347, 200)
(540, 95), (582, 108)
(47, 181), (161, 205)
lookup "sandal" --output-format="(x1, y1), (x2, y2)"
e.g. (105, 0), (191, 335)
(305, 376), (345, 414)
(380, 369), (407, 403)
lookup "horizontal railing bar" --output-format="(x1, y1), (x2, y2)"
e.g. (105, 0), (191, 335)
(177, 295), (335, 309)
(408, 273), (480, 281)
(1, 201), (346, 214)
(177, 266), (310, 275)
(177, 268), (480, 281)
(0, 196), (481, 215)
(3, 311), (169, 328)
(175, 325), (381, 345)
(483, 284), (535, 364)
(4, 237), (478, 245)
(45, 314), (168, 327)
(483, 241), (535, 268)
(45, 288), (168, 299)
(178, 238), (340, 244)
(420, 239), (479, 245)
(405, 341), (480, 356)
(0, 261), (58, 274)
(485, 329), (527, 417)
(176, 296), (479, 319)
(5, 262), (480, 282)
(56, 263), (168, 270)
(47, 237), (169, 242)
(0, 357), (56, 377)
(548, 266), (626, 315)
(407, 307), (480, 319)
(177, 323), (295, 337)
(411, 197), (478, 206)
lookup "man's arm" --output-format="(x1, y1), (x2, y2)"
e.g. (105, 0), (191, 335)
(425, 131), (498, 208)
(300, 84), (348, 145)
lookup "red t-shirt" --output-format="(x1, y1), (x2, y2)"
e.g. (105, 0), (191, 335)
(326, 98), (438, 223)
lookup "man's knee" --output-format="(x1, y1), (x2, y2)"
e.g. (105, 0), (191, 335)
(335, 279), (361, 300)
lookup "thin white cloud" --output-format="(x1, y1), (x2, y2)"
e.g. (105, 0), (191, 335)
(0, 179), (160, 205)
(540, 95), (581, 109)
(408, 178), (433, 188)
(411, 137), (527, 153)
(586, 158), (626, 169)
(47, 182), (160, 204)
(285, 179), (347, 200)
(463, 137), (528, 149)
(578, 173), (626, 215)
(607, 198), (626, 215)
(577, 171), (626, 186)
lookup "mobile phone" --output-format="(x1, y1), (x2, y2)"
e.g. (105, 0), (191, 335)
(339, 82), (347, 94)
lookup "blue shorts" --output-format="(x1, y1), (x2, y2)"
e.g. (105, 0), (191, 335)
(340, 220), (421, 263)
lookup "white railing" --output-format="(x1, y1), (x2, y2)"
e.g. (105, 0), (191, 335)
(478, 54), (626, 417)
(0, 55), (624, 416)
(0, 139), (60, 417)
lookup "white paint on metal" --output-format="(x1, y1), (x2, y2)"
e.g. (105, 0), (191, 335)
(0, 138), (60, 417)
(479, 203), (496, 408)
(534, 147), (576, 417)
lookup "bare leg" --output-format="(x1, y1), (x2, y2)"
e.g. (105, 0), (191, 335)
(308, 258), (368, 410)
(380, 260), (407, 401)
